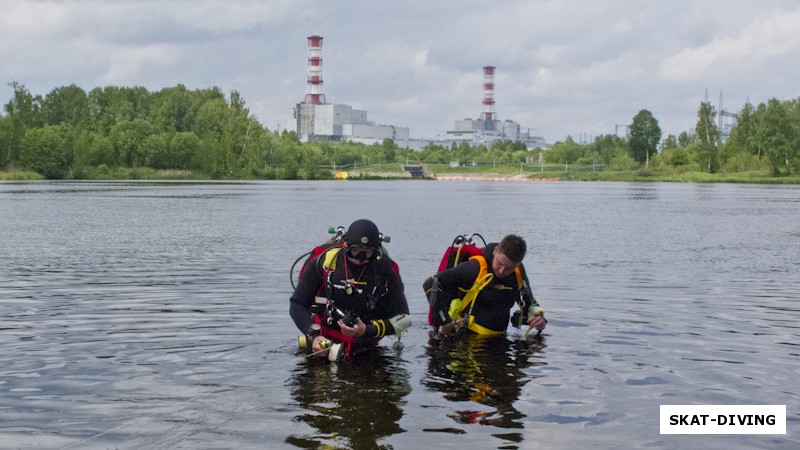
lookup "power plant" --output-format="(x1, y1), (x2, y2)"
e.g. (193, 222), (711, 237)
(294, 36), (548, 150)
(445, 65), (548, 149)
(294, 36), (418, 148)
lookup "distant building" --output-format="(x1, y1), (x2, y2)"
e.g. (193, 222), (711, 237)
(446, 117), (548, 149)
(293, 37), (547, 151)
(297, 102), (407, 142)
(294, 36), (431, 150)
(441, 66), (548, 149)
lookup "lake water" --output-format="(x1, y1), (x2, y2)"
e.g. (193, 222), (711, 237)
(1, 180), (798, 449)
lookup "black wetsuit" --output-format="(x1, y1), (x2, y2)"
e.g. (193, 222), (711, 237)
(424, 243), (532, 333)
(290, 248), (409, 345)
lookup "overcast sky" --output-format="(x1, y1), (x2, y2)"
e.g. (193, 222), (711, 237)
(2, 0), (799, 143)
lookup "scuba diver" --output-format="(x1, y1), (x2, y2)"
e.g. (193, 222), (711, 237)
(424, 234), (547, 337)
(290, 219), (411, 362)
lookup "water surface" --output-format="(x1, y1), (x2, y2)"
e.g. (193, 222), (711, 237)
(1, 180), (798, 449)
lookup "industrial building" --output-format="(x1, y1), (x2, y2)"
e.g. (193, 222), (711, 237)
(293, 36), (546, 151)
(444, 66), (548, 149)
(297, 102), (410, 143)
(294, 36), (430, 149)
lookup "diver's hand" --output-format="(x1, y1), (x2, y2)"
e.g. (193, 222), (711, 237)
(526, 315), (547, 335)
(338, 317), (366, 338)
(311, 335), (330, 356)
(437, 318), (461, 335)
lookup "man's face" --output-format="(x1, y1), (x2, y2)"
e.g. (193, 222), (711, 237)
(346, 245), (375, 266)
(492, 247), (518, 279)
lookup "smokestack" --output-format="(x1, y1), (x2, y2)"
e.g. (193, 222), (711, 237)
(480, 66), (496, 121)
(304, 35), (326, 104)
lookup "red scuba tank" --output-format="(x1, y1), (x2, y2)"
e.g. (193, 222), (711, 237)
(427, 234), (486, 325)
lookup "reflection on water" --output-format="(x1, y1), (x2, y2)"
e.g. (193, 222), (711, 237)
(286, 349), (411, 449)
(625, 183), (659, 200)
(422, 334), (546, 445)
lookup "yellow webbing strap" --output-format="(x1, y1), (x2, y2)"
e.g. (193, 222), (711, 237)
(459, 255), (525, 336)
(467, 316), (505, 336)
(323, 247), (343, 271)
(451, 255), (493, 318)
(452, 245), (465, 269)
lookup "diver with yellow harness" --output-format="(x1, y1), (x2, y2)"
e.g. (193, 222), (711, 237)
(290, 219), (411, 362)
(424, 234), (546, 337)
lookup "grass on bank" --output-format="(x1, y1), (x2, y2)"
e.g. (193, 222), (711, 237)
(0, 168), (43, 180)
(3, 163), (800, 184)
(563, 168), (800, 184)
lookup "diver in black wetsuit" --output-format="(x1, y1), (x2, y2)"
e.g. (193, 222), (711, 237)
(424, 234), (546, 336)
(290, 219), (410, 361)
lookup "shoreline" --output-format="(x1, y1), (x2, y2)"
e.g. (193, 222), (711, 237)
(432, 173), (560, 182)
(3, 169), (798, 184)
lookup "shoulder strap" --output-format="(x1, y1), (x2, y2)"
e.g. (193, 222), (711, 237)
(318, 247), (344, 299)
(323, 247), (343, 271)
(470, 255), (489, 280)
(459, 256), (524, 336)
(453, 255), (494, 317)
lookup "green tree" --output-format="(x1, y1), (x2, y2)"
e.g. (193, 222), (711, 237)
(227, 90), (251, 158)
(660, 147), (690, 168)
(70, 128), (93, 176)
(302, 145), (325, 179)
(418, 144), (448, 164)
(661, 134), (679, 151)
(20, 125), (71, 178)
(111, 118), (153, 167)
(628, 110), (661, 167)
(727, 103), (755, 158)
(381, 138), (398, 163)
(42, 84), (89, 127)
(787, 98), (800, 174)
(87, 87), (115, 134)
(762, 98), (797, 175)
(152, 84), (194, 133)
(546, 136), (583, 164)
(193, 98), (233, 175)
(275, 131), (302, 178)
(142, 133), (170, 169)
(592, 134), (626, 166)
(695, 100), (721, 173)
(87, 134), (115, 166)
(169, 131), (202, 170)
(0, 116), (10, 167)
(243, 125), (276, 176)
(677, 131), (695, 148)
(4, 81), (42, 167)
(87, 86), (152, 134)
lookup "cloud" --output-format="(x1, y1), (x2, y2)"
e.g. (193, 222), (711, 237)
(102, 44), (181, 85)
(661, 7), (800, 82)
(2, 0), (800, 142)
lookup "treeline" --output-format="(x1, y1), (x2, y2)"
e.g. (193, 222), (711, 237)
(0, 82), (350, 179)
(1, 81), (799, 179)
(536, 98), (800, 177)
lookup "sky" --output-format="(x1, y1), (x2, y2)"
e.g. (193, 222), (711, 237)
(2, 0), (799, 144)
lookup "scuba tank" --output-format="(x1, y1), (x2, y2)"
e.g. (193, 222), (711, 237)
(427, 233), (486, 327)
(290, 226), (346, 290)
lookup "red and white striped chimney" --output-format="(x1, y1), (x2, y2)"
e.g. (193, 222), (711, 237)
(480, 65), (497, 121)
(304, 35), (326, 104)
